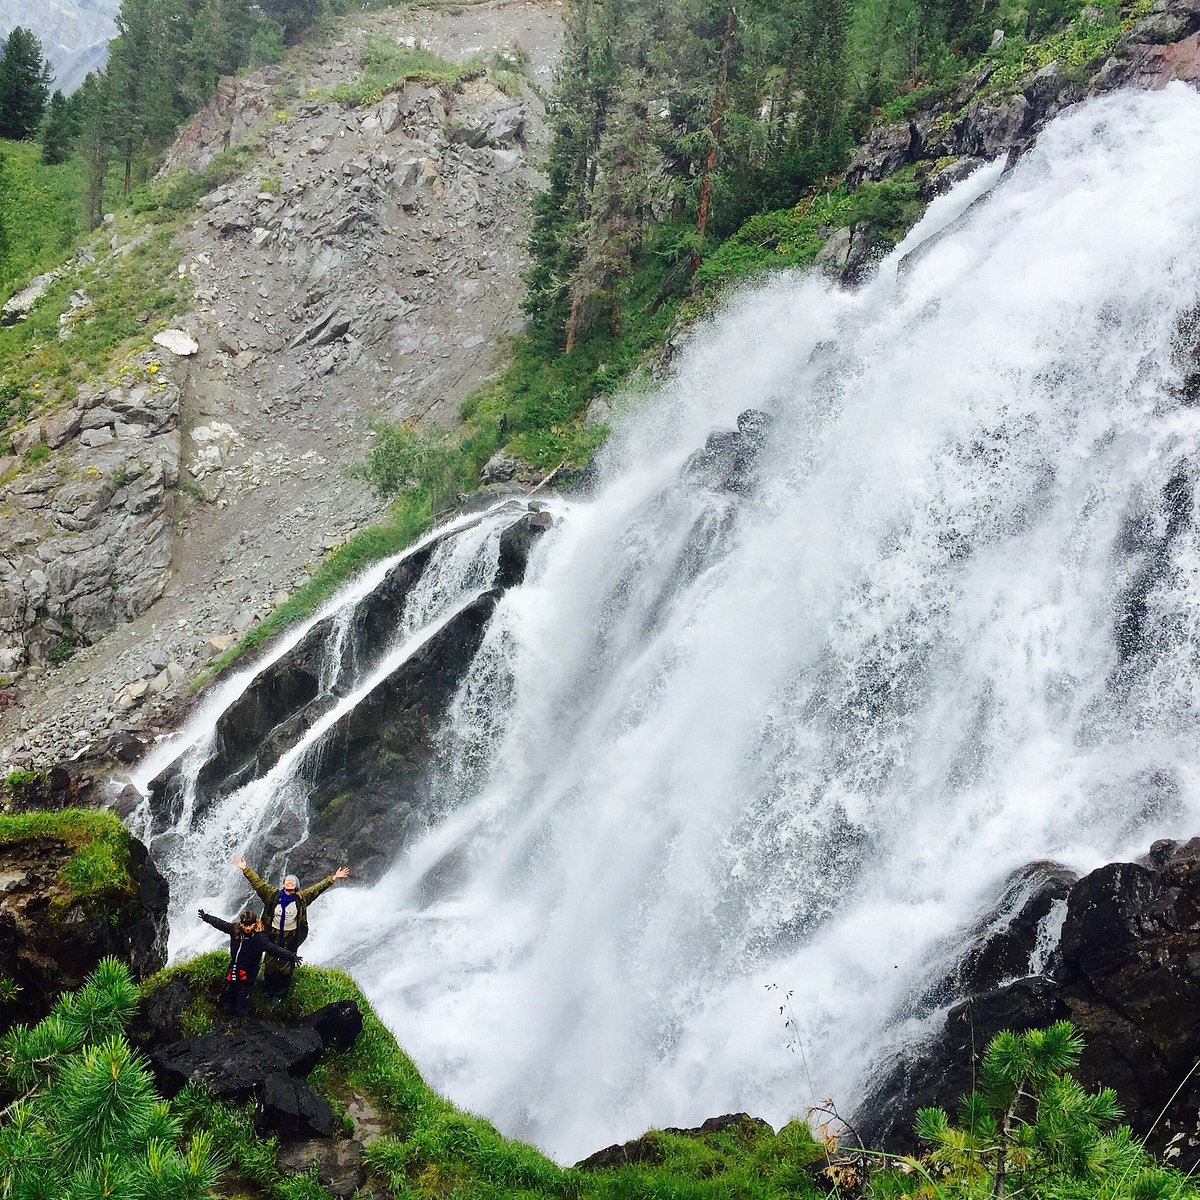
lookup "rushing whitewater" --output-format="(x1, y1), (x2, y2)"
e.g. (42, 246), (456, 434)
(149, 86), (1200, 1161)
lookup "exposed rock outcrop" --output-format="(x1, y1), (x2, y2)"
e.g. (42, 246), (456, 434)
(858, 837), (1200, 1170)
(146, 503), (552, 881)
(683, 409), (774, 495)
(0, 826), (168, 1031)
(846, 0), (1200, 197)
(0, 363), (180, 682)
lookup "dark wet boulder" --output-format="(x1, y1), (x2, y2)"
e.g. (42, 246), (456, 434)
(301, 1000), (364, 1051)
(497, 510), (554, 588)
(257, 1072), (336, 1140)
(856, 837), (1200, 1169)
(145, 505), (554, 883)
(150, 1019), (324, 1100)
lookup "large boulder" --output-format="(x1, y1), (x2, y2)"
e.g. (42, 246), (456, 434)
(150, 1019), (324, 1100)
(856, 837), (1200, 1168)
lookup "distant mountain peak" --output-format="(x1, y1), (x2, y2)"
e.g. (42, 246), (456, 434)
(0, 0), (118, 94)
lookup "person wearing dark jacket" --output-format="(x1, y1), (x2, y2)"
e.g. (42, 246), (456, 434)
(198, 908), (300, 1018)
(232, 855), (350, 1004)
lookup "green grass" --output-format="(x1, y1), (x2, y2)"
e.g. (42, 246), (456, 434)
(330, 36), (486, 105)
(128, 143), (258, 215)
(697, 172), (924, 290)
(0, 807), (137, 904)
(0, 215), (181, 402)
(0, 140), (82, 303)
(146, 961), (828, 1200)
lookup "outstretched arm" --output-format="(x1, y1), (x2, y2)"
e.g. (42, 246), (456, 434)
(232, 855), (274, 905)
(198, 909), (234, 934)
(300, 865), (351, 904)
(263, 937), (300, 963)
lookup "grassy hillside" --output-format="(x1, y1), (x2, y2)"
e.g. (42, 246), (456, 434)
(0, 140), (82, 302)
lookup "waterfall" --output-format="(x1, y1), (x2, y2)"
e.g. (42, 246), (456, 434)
(144, 86), (1200, 1163)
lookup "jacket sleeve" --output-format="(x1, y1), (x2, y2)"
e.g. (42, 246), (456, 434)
(200, 911), (235, 934)
(241, 865), (276, 907)
(262, 936), (299, 962)
(299, 875), (336, 905)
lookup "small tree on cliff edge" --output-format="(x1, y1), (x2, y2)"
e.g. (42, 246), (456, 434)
(904, 1021), (1160, 1199)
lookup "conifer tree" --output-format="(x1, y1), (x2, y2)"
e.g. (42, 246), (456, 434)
(0, 959), (225, 1199)
(39, 90), (73, 165)
(0, 28), (52, 142)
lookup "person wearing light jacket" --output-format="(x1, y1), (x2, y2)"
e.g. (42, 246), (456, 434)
(232, 855), (350, 1004)
(198, 908), (299, 1019)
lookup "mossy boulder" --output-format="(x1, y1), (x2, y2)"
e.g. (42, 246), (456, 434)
(0, 807), (168, 1031)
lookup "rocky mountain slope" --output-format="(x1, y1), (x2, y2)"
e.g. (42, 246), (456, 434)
(0, 0), (562, 769)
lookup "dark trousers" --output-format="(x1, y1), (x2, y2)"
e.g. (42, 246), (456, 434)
(263, 929), (301, 999)
(226, 979), (253, 1017)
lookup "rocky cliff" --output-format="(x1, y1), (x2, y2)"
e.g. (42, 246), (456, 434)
(0, 0), (562, 770)
(0, 809), (168, 1031)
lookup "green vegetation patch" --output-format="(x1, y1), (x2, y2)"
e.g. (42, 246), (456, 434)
(129, 143), (257, 215)
(0, 215), (180, 405)
(0, 138), (82, 303)
(698, 173), (924, 290)
(331, 36), (485, 106)
(0, 807), (138, 905)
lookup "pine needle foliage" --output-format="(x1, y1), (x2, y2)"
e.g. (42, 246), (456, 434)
(872, 1022), (1200, 1200)
(0, 959), (226, 1200)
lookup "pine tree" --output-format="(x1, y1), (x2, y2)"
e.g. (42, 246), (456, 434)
(75, 74), (112, 227)
(0, 27), (52, 141)
(0, 959), (225, 1199)
(39, 90), (73, 165)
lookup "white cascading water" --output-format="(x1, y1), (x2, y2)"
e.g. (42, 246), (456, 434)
(147, 85), (1200, 1163)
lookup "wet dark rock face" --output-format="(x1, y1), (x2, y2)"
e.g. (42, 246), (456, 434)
(857, 837), (1200, 1170)
(683, 409), (775, 495)
(295, 591), (500, 881)
(146, 506), (552, 883)
(146, 539), (440, 832)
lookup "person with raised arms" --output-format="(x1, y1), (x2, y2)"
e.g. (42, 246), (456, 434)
(232, 855), (351, 1005)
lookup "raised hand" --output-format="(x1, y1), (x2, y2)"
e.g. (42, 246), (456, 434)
(233, 856), (248, 871)
(197, 908), (207, 918)
(333, 866), (350, 882)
